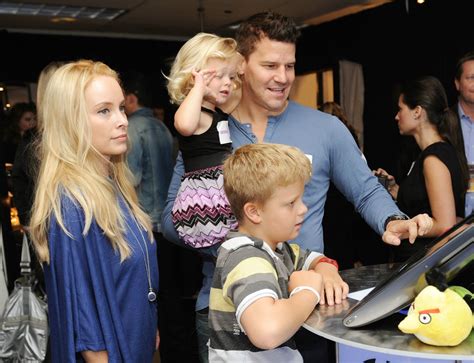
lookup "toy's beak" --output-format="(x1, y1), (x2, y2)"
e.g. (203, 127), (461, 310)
(398, 314), (420, 334)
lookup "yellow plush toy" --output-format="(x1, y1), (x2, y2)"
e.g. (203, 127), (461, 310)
(398, 285), (473, 346)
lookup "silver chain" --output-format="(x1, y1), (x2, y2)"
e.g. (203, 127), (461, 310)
(125, 213), (156, 303)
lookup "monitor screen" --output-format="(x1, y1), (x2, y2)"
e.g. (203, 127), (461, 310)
(343, 215), (474, 328)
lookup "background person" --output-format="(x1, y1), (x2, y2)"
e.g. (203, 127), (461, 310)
(452, 50), (474, 217)
(11, 61), (64, 297)
(0, 102), (36, 165)
(320, 101), (360, 146)
(12, 61), (64, 228)
(375, 76), (468, 262)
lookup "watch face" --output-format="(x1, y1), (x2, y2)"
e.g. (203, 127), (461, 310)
(391, 215), (408, 221)
(385, 215), (408, 229)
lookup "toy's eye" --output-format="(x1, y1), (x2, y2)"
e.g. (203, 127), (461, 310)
(419, 313), (432, 324)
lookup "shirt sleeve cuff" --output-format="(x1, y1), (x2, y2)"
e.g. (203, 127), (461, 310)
(235, 289), (278, 333)
(303, 251), (323, 270)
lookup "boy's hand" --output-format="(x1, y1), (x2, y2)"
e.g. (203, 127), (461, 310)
(288, 270), (322, 296)
(313, 263), (349, 306)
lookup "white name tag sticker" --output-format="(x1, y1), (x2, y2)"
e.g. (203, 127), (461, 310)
(305, 154), (313, 164)
(217, 120), (232, 144)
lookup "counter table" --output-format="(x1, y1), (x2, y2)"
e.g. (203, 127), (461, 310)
(303, 264), (474, 362)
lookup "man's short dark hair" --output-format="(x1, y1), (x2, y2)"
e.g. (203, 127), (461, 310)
(236, 11), (300, 59)
(121, 70), (153, 107)
(455, 50), (474, 81)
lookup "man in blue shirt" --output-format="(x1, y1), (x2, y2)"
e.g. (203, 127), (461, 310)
(162, 12), (432, 362)
(454, 51), (474, 216)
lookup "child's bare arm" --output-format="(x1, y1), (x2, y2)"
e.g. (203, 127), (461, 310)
(174, 69), (216, 136)
(239, 270), (322, 350)
(309, 257), (349, 305)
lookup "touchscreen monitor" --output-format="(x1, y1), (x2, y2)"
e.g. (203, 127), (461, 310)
(343, 215), (474, 328)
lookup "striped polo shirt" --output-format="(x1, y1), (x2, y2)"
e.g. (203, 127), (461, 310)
(208, 232), (320, 362)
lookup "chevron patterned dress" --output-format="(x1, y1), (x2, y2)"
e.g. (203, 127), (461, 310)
(172, 107), (237, 250)
(172, 165), (237, 249)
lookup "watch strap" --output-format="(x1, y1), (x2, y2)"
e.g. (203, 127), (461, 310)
(384, 214), (409, 230)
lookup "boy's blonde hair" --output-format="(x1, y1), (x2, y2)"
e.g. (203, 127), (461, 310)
(167, 32), (240, 104)
(29, 59), (152, 264)
(223, 143), (312, 221)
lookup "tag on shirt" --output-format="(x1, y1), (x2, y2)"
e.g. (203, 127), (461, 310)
(305, 154), (313, 164)
(217, 120), (232, 144)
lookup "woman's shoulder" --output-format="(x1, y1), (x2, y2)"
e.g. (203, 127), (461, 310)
(421, 142), (462, 174)
(422, 142), (457, 160)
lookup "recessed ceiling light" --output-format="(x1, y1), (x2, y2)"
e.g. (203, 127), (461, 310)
(0, 2), (127, 20)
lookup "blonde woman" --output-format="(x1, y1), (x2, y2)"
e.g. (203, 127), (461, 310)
(29, 60), (159, 362)
(167, 33), (241, 255)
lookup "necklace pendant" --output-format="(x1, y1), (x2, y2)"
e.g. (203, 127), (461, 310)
(148, 289), (157, 303)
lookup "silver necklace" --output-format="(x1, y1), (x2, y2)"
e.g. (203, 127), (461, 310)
(126, 216), (157, 303)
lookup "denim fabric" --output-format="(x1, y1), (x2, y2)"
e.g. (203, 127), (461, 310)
(127, 108), (174, 232)
(195, 309), (210, 363)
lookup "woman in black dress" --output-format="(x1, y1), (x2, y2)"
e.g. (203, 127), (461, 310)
(376, 76), (468, 262)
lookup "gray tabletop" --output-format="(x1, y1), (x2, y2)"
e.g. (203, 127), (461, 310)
(303, 264), (474, 360)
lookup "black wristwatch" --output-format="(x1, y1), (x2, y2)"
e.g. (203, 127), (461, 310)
(383, 214), (409, 230)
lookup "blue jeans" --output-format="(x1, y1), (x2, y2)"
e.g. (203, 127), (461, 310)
(195, 309), (209, 363)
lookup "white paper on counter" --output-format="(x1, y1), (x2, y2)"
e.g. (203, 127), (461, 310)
(347, 287), (374, 301)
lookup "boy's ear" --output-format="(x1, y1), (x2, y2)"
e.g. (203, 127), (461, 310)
(243, 202), (261, 224)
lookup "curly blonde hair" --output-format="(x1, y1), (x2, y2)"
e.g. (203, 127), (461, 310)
(167, 32), (240, 104)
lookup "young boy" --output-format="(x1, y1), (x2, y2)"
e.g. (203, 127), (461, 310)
(209, 143), (344, 362)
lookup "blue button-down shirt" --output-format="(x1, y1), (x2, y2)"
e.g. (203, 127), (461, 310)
(458, 102), (474, 216)
(162, 101), (402, 310)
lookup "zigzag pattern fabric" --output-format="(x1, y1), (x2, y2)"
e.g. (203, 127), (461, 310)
(172, 165), (237, 248)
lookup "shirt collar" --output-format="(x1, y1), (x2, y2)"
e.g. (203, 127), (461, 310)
(228, 101), (292, 125)
(458, 102), (473, 123)
(226, 230), (285, 255)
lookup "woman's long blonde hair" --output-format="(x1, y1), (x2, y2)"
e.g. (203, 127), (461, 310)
(29, 59), (152, 264)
